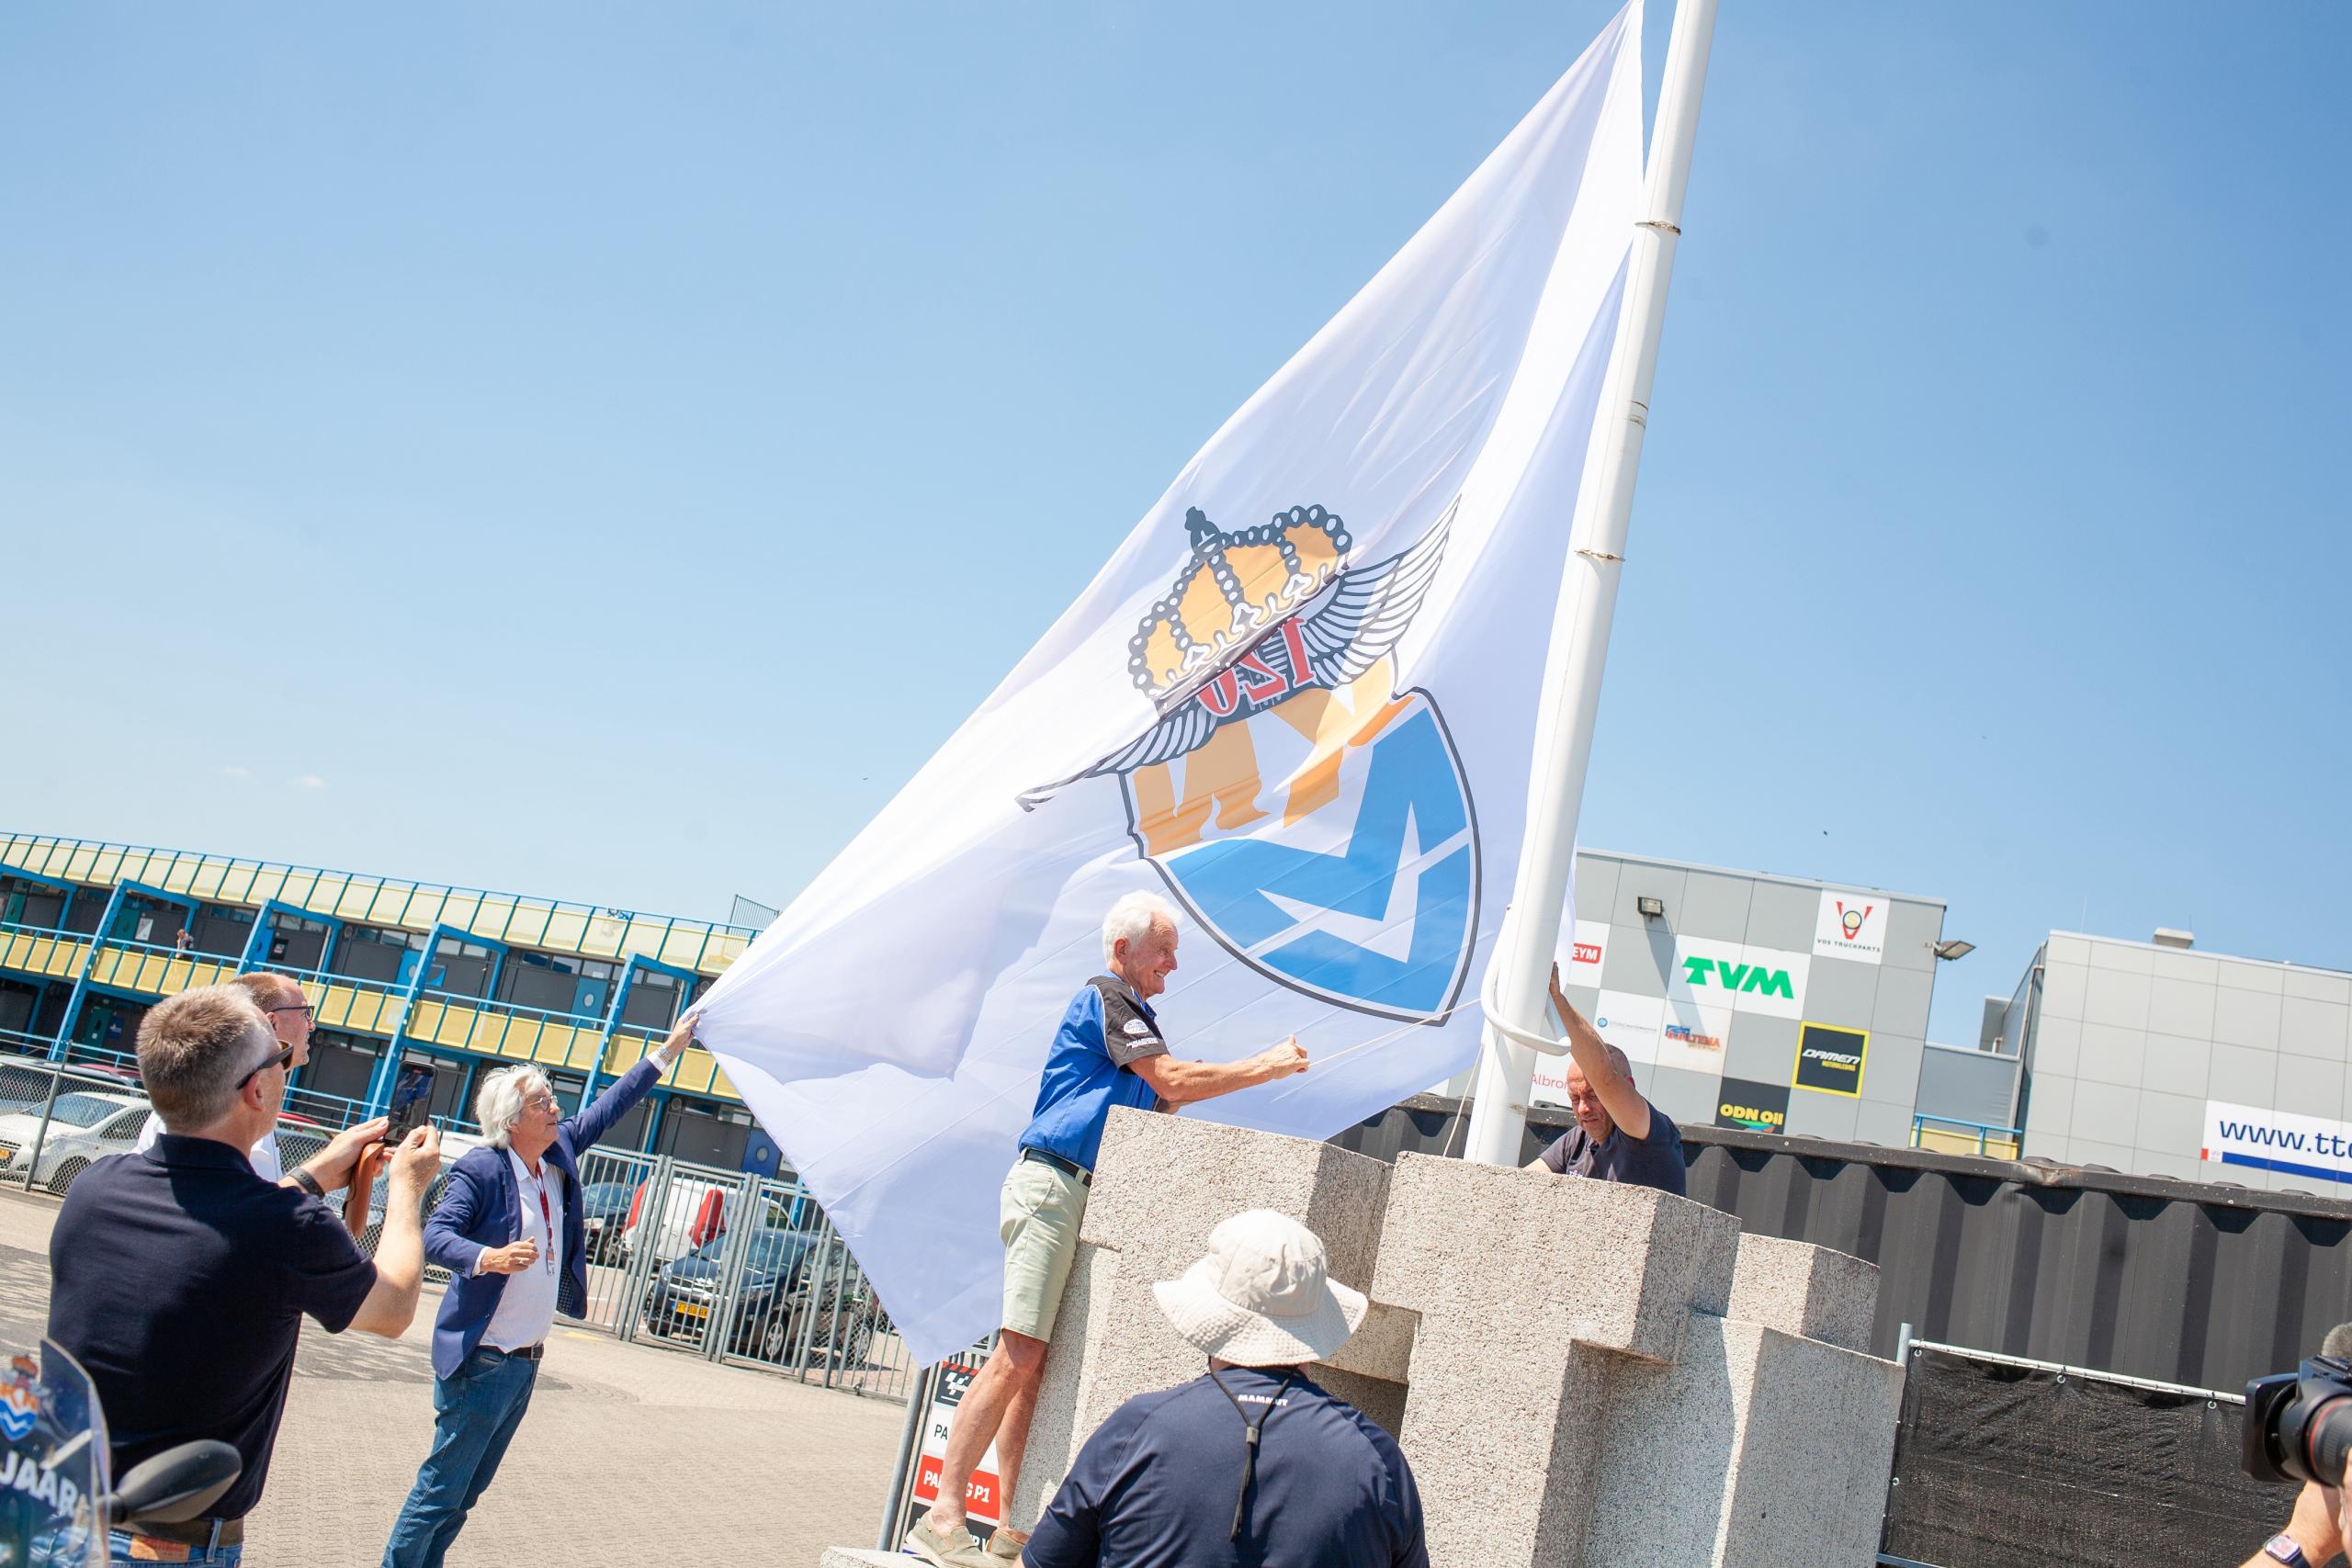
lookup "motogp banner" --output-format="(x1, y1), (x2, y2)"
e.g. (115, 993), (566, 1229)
(697, 4), (1647, 1363)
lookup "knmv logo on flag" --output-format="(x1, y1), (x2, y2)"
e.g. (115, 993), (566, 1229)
(1024, 501), (1476, 1022)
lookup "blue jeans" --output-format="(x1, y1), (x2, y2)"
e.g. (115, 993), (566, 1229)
(108, 1529), (243, 1564)
(379, 1348), (538, 1568)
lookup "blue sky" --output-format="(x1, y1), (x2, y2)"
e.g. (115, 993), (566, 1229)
(3, 1), (2345, 1052)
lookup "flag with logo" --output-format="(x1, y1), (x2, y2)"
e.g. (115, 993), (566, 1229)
(696, 3), (1647, 1364)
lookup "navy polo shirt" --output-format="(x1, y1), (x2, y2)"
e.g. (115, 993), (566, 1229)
(1020, 976), (1170, 1172)
(1025, 1368), (1427, 1568)
(1537, 1098), (1688, 1196)
(48, 1135), (378, 1520)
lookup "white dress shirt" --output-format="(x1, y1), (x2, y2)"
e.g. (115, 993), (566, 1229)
(481, 1147), (564, 1351)
(133, 1112), (284, 1183)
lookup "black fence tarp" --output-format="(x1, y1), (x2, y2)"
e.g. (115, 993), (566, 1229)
(1881, 1348), (2290, 1568)
(1332, 1096), (2352, 1393)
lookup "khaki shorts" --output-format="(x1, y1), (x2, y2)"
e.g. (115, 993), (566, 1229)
(999, 1156), (1090, 1342)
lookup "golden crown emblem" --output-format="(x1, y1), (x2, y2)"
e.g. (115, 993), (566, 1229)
(1128, 504), (1351, 700)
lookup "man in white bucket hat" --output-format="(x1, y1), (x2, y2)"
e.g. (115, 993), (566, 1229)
(1021, 1211), (1428, 1568)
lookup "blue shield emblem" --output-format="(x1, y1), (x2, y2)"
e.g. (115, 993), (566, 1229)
(1026, 501), (1480, 1021)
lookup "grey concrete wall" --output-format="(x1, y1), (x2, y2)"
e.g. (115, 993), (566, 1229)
(998, 1109), (1903, 1568)
(2017, 931), (2352, 1194)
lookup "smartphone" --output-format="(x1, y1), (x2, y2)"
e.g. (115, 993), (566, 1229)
(385, 1064), (437, 1145)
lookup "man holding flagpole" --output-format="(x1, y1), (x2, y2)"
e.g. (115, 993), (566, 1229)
(908, 891), (1308, 1568)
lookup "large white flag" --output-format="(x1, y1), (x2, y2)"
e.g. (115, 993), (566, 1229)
(698, 4), (1645, 1364)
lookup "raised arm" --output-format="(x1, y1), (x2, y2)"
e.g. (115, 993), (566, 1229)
(565, 1012), (696, 1151)
(1546, 964), (1651, 1141)
(1132, 1037), (1308, 1106)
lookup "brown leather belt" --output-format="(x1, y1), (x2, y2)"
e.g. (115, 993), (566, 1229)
(343, 1137), (395, 1236)
(127, 1514), (243, 1549)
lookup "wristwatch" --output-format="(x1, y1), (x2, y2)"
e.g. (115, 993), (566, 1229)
(290, 1167), (326, 1199)
(2264, 1531), (2310, 1565)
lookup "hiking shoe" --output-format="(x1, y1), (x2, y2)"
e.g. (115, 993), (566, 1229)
(904, 1517), (992, 1568)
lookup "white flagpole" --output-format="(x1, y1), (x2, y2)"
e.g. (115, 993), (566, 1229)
(1463, 0), (1721, 1167)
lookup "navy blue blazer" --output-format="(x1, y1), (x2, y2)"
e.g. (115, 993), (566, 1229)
(422, 1056), (664, 1379)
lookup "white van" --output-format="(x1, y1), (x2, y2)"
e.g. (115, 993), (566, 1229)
(619, 1177), (729, 1268)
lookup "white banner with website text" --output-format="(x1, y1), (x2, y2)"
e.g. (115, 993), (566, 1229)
(2201, 1100), (2352, 1186)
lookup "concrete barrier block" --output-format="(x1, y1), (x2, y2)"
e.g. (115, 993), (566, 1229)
(1082, 1107), (1390, 1282)
(1375, 1153), (1741, 1363)
(1579, 1317), (1904, 1567)
(1726, 1233), (1879, 1353)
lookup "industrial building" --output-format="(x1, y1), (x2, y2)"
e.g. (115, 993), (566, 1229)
(1524, 850), (1967, 1146)
(35, 827), (2338, 1186)
(0, 832), (776, 1172)
(1952, 929), (2352, 1195)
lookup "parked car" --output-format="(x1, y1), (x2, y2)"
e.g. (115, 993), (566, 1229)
(0, 1090), (149, 1194)
(617, 1177), (728, 1269)
(580, 1180), (638, 1265)
(640, 1226), (878, 1366)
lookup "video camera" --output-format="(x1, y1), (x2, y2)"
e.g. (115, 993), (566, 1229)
(2245, 1357), (2352, 1487)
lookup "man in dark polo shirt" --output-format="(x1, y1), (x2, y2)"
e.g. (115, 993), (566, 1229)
(48, 986), (442, 1565)
(1025, 1210), (1426, 1568)
(1523, 964), (1687, 1197)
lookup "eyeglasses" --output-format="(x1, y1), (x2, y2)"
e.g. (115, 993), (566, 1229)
(238, 1042), (299, 1089)
(266, 1003), (315, 1022)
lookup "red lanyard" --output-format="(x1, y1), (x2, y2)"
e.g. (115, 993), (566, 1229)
(526, 1170), (557, 1274)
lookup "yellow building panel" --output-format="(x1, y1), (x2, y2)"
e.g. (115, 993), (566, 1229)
(0, 931), (80, 978)
(709, 933), (751, 970)
(657, 929), (705, 970)
(440, 1005), (491, 1054)
(673, 1049), (719, 1096)
(582, 914), (626, 959)
(532, 1028), (583, 1068)
(710, 1065), (738, 1100)
(503, 903), (552, 948)
(435, 892), (480, 933)
(541, 910), (588, 953)
(243, 867), (289, 908)
(85, 848), (123, 886)
(1912, 1125), (2020, 1161)
(277, 871), (318, 910)
(336, 879), (383, 921)
(398, 888), (446, 931)
(469, 897), (515, 943)
(303, 874), (350, 919)
(619, 919), (668, 961)
(348, 990), (393, 1034)
(188, 860), (230, 900)
(160, 855), (199, 896)
(368, 883), (417, 925)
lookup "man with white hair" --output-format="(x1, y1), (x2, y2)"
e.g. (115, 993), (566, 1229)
(1024, 1209), (1427, 1568)
(910, 892), (1310, 1568)
(379, 1011), (698, 1568)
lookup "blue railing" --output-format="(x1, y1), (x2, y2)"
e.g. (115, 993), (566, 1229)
(1911, 1112), (2024, 1157)
(0, 1024), (56, 1059)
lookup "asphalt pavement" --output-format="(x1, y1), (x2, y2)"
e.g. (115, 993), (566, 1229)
(1, 1187), (909, 1567)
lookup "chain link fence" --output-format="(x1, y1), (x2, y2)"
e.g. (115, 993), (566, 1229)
(0, 1050), (921, 1403)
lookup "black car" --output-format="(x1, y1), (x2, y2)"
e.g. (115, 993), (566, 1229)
(641, 1227), (876, 1365)
(579, 1180), (638, 1265)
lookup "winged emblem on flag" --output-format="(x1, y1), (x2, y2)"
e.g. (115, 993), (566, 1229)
(1023, 499), (1480, 1021)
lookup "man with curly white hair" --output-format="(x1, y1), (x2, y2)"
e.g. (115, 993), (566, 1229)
(910, 891), (1310, 1568)
(379, 1010), (697, 1568)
